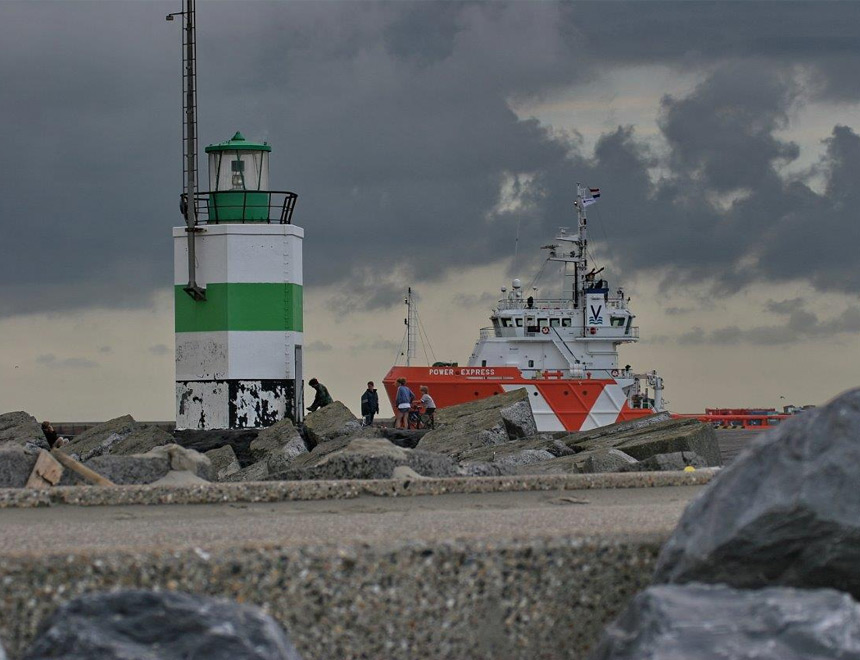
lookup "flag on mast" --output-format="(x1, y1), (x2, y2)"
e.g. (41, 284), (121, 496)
(582, 187), (601, 207)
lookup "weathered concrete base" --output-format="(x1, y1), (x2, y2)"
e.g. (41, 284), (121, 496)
(175, 380), (296, 430)
(0, 537), (660, 660)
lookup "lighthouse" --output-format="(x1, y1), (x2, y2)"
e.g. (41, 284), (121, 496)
(173, 132), (304, 429)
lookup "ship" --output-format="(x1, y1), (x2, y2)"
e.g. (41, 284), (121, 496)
(382, 183), (666, 432)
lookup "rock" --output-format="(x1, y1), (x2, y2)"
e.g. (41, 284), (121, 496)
(205, 445), (241, 480)
(302, 402), (362, 447)
(280, 437), (407, 480)
(80, 454), (170, 485)
(417, 389), (534, 460)
(175, 428), (260, 468)
(500, 399), (538, 439)
(223, 460), (270, 482)
(379, 427), (429, 449)
(143, 444), (212, 481)
(0, 411), (48, 451)
(654, 388), (860, 597)
(566, 417), (722, 467)
(456, 461), (518, 477)
(392, 465), (426, 480)
(405, 449), (458, 478)
(21, 589), (303, 660)
(493, 449), (555, 469)
(0, 445), (39, 488)
(589, 583), (860, 660)
(249, 418), (309, 474)
(150, 470), (209, 486)
(581, 449), (639, 474)
(623, 451), (707, 472)
(62, 415), (174, 462)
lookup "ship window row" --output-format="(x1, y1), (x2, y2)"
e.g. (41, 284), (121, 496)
(500, 317), (572, 328)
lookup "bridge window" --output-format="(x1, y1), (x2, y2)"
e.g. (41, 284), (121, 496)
(515, 318), (523, 327)
(501, 318), (512, 328)
(549, 318), (560, 327)
(561, 318), (571, 327)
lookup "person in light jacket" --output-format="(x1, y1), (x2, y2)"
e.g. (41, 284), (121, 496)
(394, 377), (414, 429)
(360, 381), (379, 426)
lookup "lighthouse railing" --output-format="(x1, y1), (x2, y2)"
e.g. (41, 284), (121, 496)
(188, 190), (299, 225)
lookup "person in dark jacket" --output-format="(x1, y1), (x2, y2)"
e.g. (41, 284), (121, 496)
(307, 378), (333, 412)
(360, 381), (379, 427)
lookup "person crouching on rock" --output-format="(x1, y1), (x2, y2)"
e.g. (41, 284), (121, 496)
(307, 378), (333, 412)
(361, 381), (379, 427)
(395, 377), (414, 429)
(41, 421), (64, 449)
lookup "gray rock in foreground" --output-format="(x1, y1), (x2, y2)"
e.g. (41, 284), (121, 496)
(81, 454), (170, 485)
(622, 450), (707, 472)
(0, 445), (39, 488)
(654, 387), (860, 598)
(0, 411), (48, 451)
(22, 590), (302, 660)
(589, 583), (860, 660)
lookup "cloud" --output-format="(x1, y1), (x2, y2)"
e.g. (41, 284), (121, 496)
(35, 354), (98, 369)
(2, 2), (860, 321)
(305, 340), (333, 352)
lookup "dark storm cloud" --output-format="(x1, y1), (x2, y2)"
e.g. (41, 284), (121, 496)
(2, 1), (860, 318)
(674, 305), (860, 346)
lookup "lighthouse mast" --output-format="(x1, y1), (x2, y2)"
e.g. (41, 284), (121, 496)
(167, 0), (205, 301)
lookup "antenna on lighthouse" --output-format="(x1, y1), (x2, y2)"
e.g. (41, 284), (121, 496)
(167, 0), (206, 301)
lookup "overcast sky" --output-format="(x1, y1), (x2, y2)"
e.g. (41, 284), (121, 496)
(2, 1), (859, 421)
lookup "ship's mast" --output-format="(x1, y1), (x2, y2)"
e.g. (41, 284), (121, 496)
(405, 287), (416, 367)
(544, 182), (591, 308)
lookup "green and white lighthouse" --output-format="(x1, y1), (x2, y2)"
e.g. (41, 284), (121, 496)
(173, 132), (304, 429)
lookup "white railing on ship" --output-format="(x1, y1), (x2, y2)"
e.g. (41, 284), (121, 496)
(479, 327), (497, 339)
(496, 296), (628, 311)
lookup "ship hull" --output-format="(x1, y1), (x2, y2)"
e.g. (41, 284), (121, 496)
(383, 366), (656, 432)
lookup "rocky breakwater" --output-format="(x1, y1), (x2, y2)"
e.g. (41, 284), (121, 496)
(590, 387), (860, 659)
(0, 413), (214, 488)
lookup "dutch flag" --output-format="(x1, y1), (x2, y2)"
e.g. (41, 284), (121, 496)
(582, 187), (601, 207)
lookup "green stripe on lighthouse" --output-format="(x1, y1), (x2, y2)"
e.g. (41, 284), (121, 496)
(175, 283), (303, 332)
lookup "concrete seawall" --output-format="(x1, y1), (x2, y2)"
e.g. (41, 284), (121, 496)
(0, 472), (714, 659)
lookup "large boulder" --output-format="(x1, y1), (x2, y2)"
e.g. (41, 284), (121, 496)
(250, 418), (309, 474)
(0, 445), (39, 487)
(205, 445), (241, 481)
(566, 417), (721, 467)
(416, 389), (535, 460)
(590, 583), (860, 660)
(22, 590), (302, 660)
(80, 454), (170, 485)
(62, 415), (174, 462)
(654, 388), (860, 597)
(0, 411), (48, 451)
(581, 448), (639, 474)
(277, 437), (456, 480)
(302, 402), (362, 447)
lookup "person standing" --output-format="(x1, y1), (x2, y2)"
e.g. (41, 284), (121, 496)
(394, 377), (414, 429)
(307, 378), (333, 412)
(419, 385), (437, 429)
(360, 381), (379, 427)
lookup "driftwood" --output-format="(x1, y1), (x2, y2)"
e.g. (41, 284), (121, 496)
(51, 449), (115, 486)
(25, 449), (64, 488)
